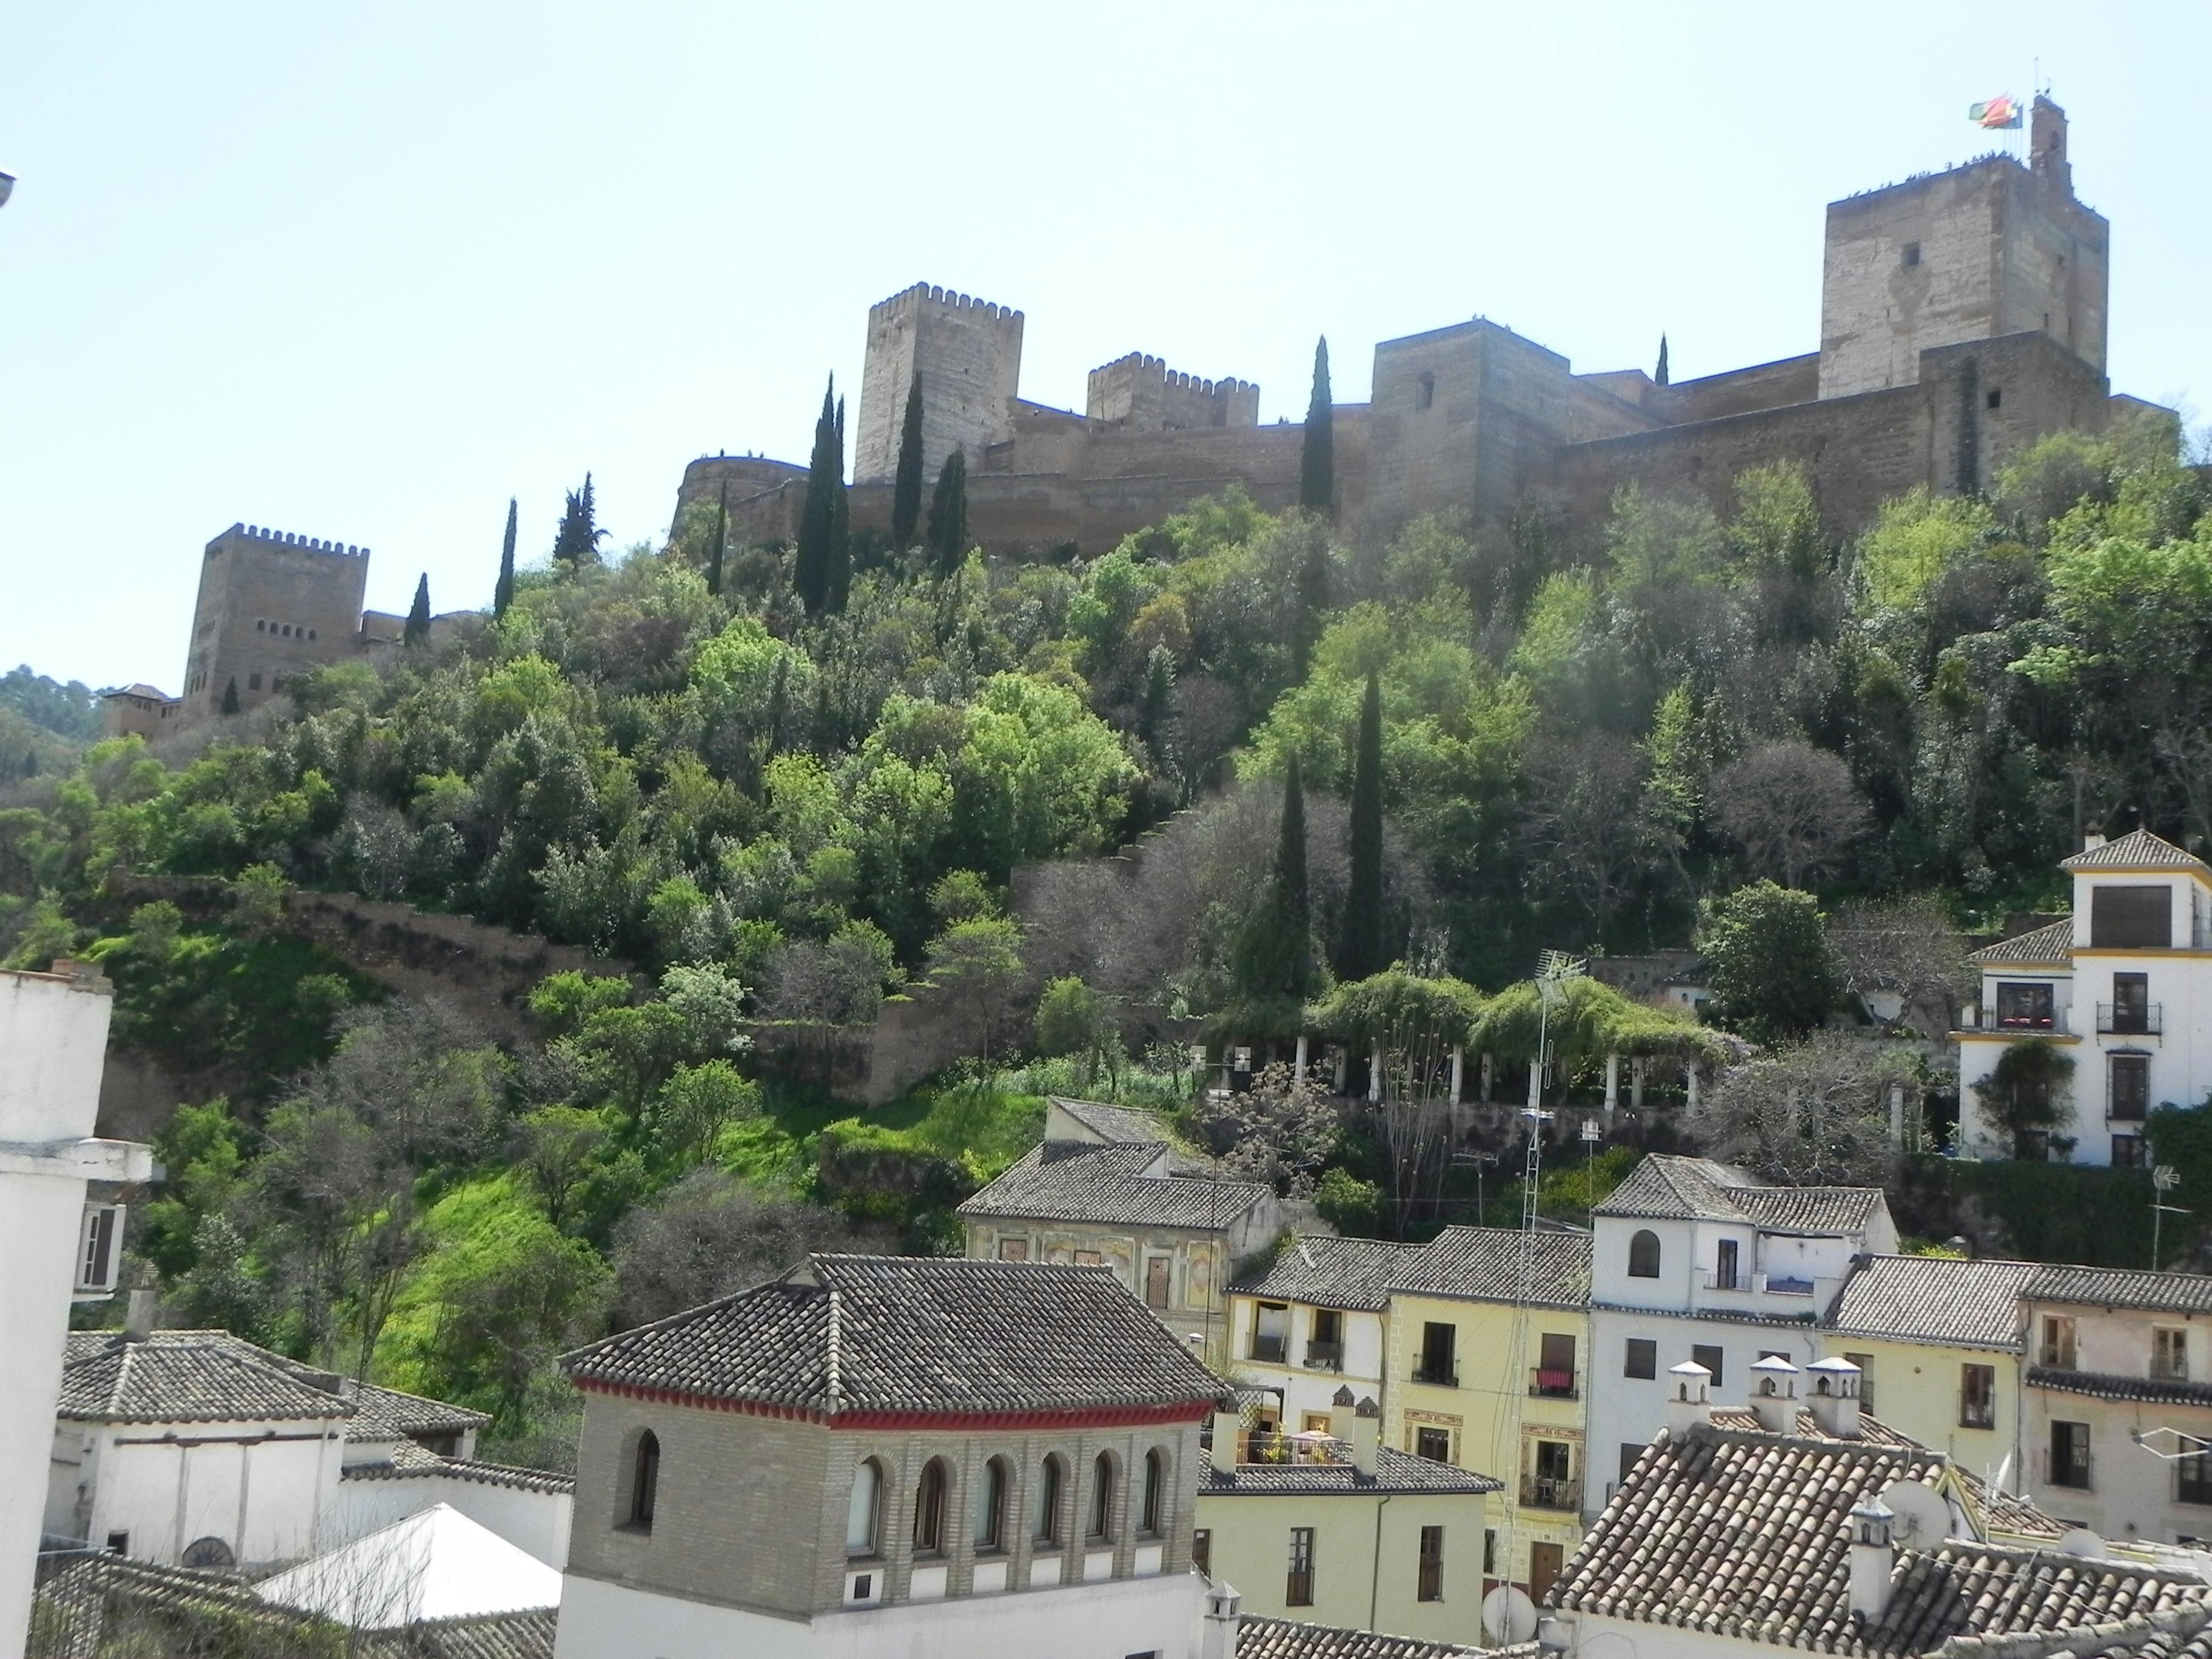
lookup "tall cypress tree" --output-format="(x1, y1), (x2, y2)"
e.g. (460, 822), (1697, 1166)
(795, 378), (838, 615)
(706, 483), (728, 597)
(552, 473), (604, 572)
(828, 395), (851, 612)
(1655, 334), (1671, 387)
(764, 652), (789, 762)
(1139, 647), (1173, 757)
(1299, 336), (1335, 515)
(927, 449), (968, 577)
(494, 498), (518, 619)
(1233, 751), (1316, 1000)
(891, 371), (926, 549)
(1292, 531), (1331, 683)
(404, 575), (431, 646)
(1336, 669), (1386, 982)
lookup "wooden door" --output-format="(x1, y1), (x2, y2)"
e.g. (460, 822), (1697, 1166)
(1529, 1541), (1564, 1603)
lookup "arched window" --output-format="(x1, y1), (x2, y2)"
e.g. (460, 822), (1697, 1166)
(1416, 370), (1436, 411)
(1628, 1229), (1661, 1278)
(628, 1430), (660, 1531)
(974, 1456), (1009, 1550)
(846, 1458), (883, 1556)
(1036, 1455), (1065, 1544)
(1141, 1450), (1166, 1536)
(914, 1458), (950, 1555)
(1090, 1452), (1115, 1541)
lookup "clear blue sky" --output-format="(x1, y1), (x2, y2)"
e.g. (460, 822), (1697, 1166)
(3, 2), (2204, 692)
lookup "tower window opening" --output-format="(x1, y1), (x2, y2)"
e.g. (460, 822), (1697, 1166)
(1986, 389), (2003, 410)
(1903, 243), (1922, 267)
(1416, 371), (1435, 411)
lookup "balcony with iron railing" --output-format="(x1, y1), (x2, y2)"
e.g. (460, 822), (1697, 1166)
(2098, 1002), (2163, 1036)
(2152, 1356), (2191, 1384)
(1520, 1475), (1582, 1512)
(1700, 1269), (1815, 1297)
(1963, 1006), (2075, 1035)
(1529, 1367), (1580, 1400)
(1249, 1333), (1288, 1365)
(1302, 1341), (1345, 1373)
(1412, 1365), (1460, 1388)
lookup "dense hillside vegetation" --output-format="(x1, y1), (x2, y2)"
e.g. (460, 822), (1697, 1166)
(2, 414), (2207, 1457)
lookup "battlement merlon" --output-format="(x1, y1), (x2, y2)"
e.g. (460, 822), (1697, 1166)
(206, 523), (371, 560)
(1085, 353), (1260, 429)
(865, 281), (1025, 329)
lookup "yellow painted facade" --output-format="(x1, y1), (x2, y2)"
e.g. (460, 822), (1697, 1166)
(1382, 1290), (1588, 1601)
(1819, 1335), (2023, 1480)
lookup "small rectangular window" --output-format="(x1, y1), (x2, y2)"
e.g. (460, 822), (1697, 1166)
(2113, 1133), (2148, 1169)
(1145, 1256), (1171, 1310)
(1287, 1527), (1315, 1606)
(1419, 1322), (1456, 1386)
(1995, 981), (2056, 1030)
(2110, 1056), (2150, 1122)
(1986, 387), (2003, 410)
(2091, 885), (2171, 948)
(1417, 1524), (1444, 1601)
(1903, 242), (1922, 266)
(1960, 1363), (1996, 1428)
(1415, 1426), (1452, 1463)
(2041, 1316), (2077, 1369)
(1483, 1528), (1496, 1575)
(1846, 1353), (1875, 1412)
(1692, 1344), (1725, 1387)
(1191, 1529), (1210, 1576)
(2050, 1419), (2092, 1488)
(997, 1238), (1029, 1261)
(1624, 1338), (1657, 1379)
(1072, 1248), (1101, 1267)
(2156, 1328), (2190, 1382)
(106, 1532), (129, 1556)
(247, 673), (262, 691)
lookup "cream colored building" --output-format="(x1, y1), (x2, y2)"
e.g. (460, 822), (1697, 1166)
(2021, 1263), (2212, 1546)
(1818, 1253), (2034, 1479)
(1381, 1227), (1591, 1610)
(1228, 1236), (1415, 1432)
(959, 1098), (1279, 1366)
(1196, 1393), (1496, 1649)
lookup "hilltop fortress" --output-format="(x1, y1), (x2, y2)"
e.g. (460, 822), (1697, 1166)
(675, 98), (2141, 556)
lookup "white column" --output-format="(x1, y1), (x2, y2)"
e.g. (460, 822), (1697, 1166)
(1604, 1054), (1620, 1124)
(1685, 1062), (1701, 1110)
(1368, 1044), (1384, 1104)
(1293, 1033), (1309, 1088)
(1449, 1045), (1464, 1105)
(1889, 1081), (1906, 1147)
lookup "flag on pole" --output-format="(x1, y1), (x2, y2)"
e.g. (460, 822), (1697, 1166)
(1969, 95), (2023, 129)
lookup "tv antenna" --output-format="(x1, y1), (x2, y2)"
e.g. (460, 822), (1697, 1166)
(2152, 1165), (2190, 1270)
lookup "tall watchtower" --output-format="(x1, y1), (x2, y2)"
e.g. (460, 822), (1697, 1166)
(178, 525), (369, 726)
(853, 284), (1024, 484)
(1817, 97), (2106, 400)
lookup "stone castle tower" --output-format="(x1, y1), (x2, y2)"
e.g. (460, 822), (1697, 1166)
(1818, 96), (2106, 399)
(178, 525), (370, 727)
(853, 284), (1025, 486)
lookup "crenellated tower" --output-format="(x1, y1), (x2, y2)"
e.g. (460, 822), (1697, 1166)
(853, 284), (1025, 484)
(178, 524), (370, 726)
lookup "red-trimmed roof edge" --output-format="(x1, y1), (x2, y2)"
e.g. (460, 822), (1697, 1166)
(572, 1376), (1218, 1432)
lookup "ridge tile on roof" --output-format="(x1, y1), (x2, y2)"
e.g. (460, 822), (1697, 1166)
(1386, 1227), (1590, 1309)
(563, 1253), (1222, 1418)
(1594, 1154), (1887, 1235)
(59, 1330), (352, 1424)
(957, 1141), (1271, 1229)
(1824, 1254), (2036, 1350)
(2060, 829), (2212, 875)
(1968, 917), (2077, 966)
(1232, 1235), (1423, 1312)
(2026, 1264), (2212, 1316)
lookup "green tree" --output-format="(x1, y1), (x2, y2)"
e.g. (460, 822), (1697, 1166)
(705, 481), (728, 598)
(494, 497), (518, 619)
(1655, 333), (1669, 387)
(552, 473), (605, 572)
(1695, 880), (1838, 1041)
(404, 574), (431, 646)
(1233, 753), (1318, 1002)
(923, 915), (1025, 1089)
(795, 378), (840, 615)
(1336, 669), (1386, 981)
(1292, 527), (1332, 681)
(928, 448), (969, 575)
(1139, 646), (1173, 757)
(1299, 336), (1334, 514)
(891, 370), (926, 548)
(220, 676), (241, 716)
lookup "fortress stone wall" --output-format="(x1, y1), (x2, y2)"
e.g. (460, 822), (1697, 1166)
(178, 525), (372, 726)
(674, 98), (2145, 563)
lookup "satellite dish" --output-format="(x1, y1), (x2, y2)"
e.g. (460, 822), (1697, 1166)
(1483, 1585), (1538, 1644)
(2057, 1526), (2106, 1558)
(1878, 1478), (1951, 1546)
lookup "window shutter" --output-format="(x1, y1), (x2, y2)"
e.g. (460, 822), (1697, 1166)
(76, 1204), (123, 1295)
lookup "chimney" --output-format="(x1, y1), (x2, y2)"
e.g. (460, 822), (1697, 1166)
(1210, 1409), (1241, 1475)
(1665, 1361), (1712, 1436)
(1848, 1498), (1897, 1622)
(123, 1287), (158, 1342)
(1199, 1580), (1242, 1659)
(1807, 1357), (1864, 1439)
(2083, 833), (2107, 853)
(1749, 1355), (1800, 1433)
(1327, 1384), (1356, 1453)
(1350, 1395), (1380, 1476)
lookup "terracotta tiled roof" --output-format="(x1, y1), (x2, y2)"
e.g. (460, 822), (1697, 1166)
(58, 1331), (350, 1424)
(1232, 1235), (1423, 1312)
(30, 1557), (555, 1659)
(1202, 1444), (1501, 1497)
(1386, 1225), (1591, 1310)
(2028, 1366), (2212, 1412)
(1233, 1616), (1511, 1658)
(2060, 830), (2212, 876)
(341, 1440), (574, 1494)
(1968, 918), (2077, 966)
(2026, 1265), (2212, 1316)
(957, 1141), (1273, 1230)
(563, 1253), (1223, 1419)
(1552, 1423), (2207, 1653)
(1047, 1095), (1217, 1174)
(1824, 1255), (2036, 1350)
(327, 1377), (488, 1439)
(1597, 1155), (1886, 1235)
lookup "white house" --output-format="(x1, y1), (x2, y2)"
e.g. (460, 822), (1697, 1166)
(1227, 1235), (1416, 1431)
(0, 962), (152, 1659)
(1544, 1358), (2212, 1658)
(1960, 829), (2212, 1167)
(1585, 1155), (1895, 1515)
